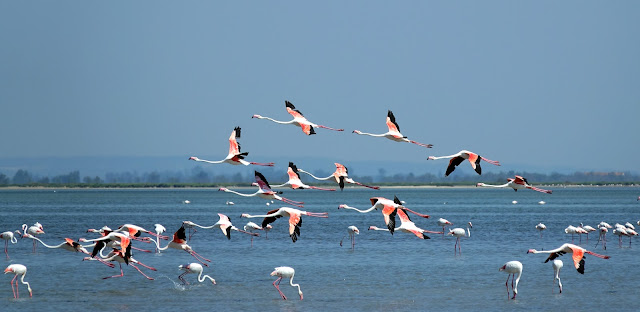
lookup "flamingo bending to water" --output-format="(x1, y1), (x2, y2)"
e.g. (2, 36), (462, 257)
(241, 207), (328, 243)
(552, 260), (563, 293)
(1, 230), (21, 259)
(252, 100), (343, 135)
(477, 175), (552, 194)
(536, 223), (547, 238)
(352, 110), (432, 148)
(270, 266), (303, 300)
(340, 226), (359, 250)
(428, 150), (500, 176)
(219, 171), (305, 207)
(527, 243), (610, 274)
(178, 263), (216, 285)
(297, 163), (379, 190)
(189, 127), (274, 167)
(499, 261), (522, 300)
(4, 264), (32, 299)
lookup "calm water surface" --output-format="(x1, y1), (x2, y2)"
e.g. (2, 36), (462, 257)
(1, 187), (639, 311)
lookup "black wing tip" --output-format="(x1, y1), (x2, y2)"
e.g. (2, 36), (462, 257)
(285, 100), (295, 109)
(234, 126), (241, 138)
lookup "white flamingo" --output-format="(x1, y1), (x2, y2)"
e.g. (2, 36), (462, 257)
(4, 264), (32, 299)
(535, 223), (547, 238)
(0, 230), (21, 259)
(219, 171), (305, 207)
(499, 261), (522, 300)
(241, 207), (328, 243)
(178, 263), (216, 285)
(552, 259), (563, 293)
(476, 175), (552, 194)
(252, 100), (343, 135)
(297, 163), (379, 190)
(352, 110), (432, 148)
(427, 150), (500, 176)
(448, 222), (472, 255)
(270, 266), (303, 300)
(271, 162), (335, 191)
(340, 226), (359, 250)
(188, 126), (274, 166)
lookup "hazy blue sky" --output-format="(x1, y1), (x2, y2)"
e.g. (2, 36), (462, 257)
(1, 1), (639, 174)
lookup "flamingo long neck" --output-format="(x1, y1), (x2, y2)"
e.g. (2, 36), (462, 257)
(355, 131), (386, 137)
(514, 271), (521, 294)
(369, 227), (390, 232)
(190, 222), (217, 229)
(467, 227), (471, 238)
(478, 182), (511, 188)
(194, 158), (226, 164)
(429, 153), (461, 160)
(149, 237), (170, 251)
(20, 274), (32, 295)
(260, 116), (295, 125)
(289, 275), (301, 294)
(28, 236), (60, 249)
(340, 205), (376, 213)
(297, 169), (332, 180)
(223, 189), (259, 197)
(198, 271), (215, 283)
(270, 182), (290, 188)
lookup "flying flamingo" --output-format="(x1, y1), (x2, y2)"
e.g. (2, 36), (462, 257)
(368, 209), (440, 239)
(536, 223), (547, 238)
(149, 226), (212, 267)
(270, 266), (303, 300)
(527, 243), (610, 274)
(437, 218), (453, 237)
(499, 261), (522, 300)
(339, 226), (359, 250)
(22, 223), (44, 252)
(595, 226), (608, 250)
(0, 230), (21, 259)
(116, 224), (169, 241)
(84, 244), (156, 280)
(178, 263), (216, 285)
(449, 222), (472, 255)
(427, 150), (500, 176)
(271, 162), (335, 191)
(352, 110), (433, 148)
(154, 224), (166, 252)
(252, 100), (343, 135)
(188, 127), (274, 166)
(297, 163), (379, 190)
(85, 226), (153, 253)
(182, 214), (259, 241)
(4, 264), (32, 299)
(339, 196), (430, 235)
(219, 171), (305, 207)
(241, 207), (328, 243)
(476, 175), (552, 194)
(552, 259), (563, 293)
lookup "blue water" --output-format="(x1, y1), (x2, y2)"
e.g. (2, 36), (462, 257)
(1, 187), (639, 311)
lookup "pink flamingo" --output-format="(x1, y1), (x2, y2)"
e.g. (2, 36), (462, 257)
(477, 175), (552, 194)
(182, 213), (258, 240)
(271, 162), (335, 191)
(339, 196), (430, 235)
(219, 171), (305, 207)
(297, 163), (379, 190)
(428, 150), (500, 176)
(189, 126), (274, 166)
(252, 100), (343, 135)
(241, 207), (328, 243)
(527, 243), (610, 274)
(149, 226), (212, 267)
(84, 243), (156, 280)
(369, 209), (441, 239)
(352, 110), (433, 148)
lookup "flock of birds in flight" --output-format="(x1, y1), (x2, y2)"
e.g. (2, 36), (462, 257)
(2, 101), (637, 301)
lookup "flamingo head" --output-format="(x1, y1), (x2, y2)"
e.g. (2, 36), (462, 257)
(352, 130), (362, 134)
(499, 264), (506, 271)
(188, 156), (198, 161)
(527, 249), (537, 254)
(252, 114), (262, 119)
(265, 224), (273, 230)
(78, 238), (88, 242)
(299, 290), (304, 300)
(338, 204), (347, 209)
(218, 187), (228, 192)
(476, 183), (484, 187)
(240, 213), (250, 218)
(427, 156), (435, 160)
(468, 222), (473, 228)
(368, 226), (377, 231)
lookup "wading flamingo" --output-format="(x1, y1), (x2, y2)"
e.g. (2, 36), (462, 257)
(580, 223), (597, 241)
(339, 196), (430, 235)
(552, 259), (563, 293)
(270, 266), (303, 300)
(149, 226), (212, 267)
(352, 110), (432, 148)
(22, 223), (44, 253)
(4, 264), (32, 299)
(189, 127), (274, 167)
(241, 207), (328, 243)
(178, 263), (216, 285)
(499, 261), (522, 300)
(252, 100), (343, 135)
(243, 222), (264, 247)
(0, 230), (21, 259)
(476, 175), (552, 194)
(536, 223), (547, 238)
(182, 214), (258, 241)
(219, 171), (305, 207)
(340, 226), (359, 250)
(297, 163), (379, 190)
(527, 243), (610, 274)
(271, 162), (335, 191)
(449, 222), (472, 255)
(428, 150), (500, 176)
(595, 226), (608, 250)
(437, 218), (453, 237)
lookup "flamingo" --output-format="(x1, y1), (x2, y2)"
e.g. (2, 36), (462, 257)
(564, 225), (579, 243)
(552, 259), (563, 293)
(340, 226), (359, 250)
(595, 226), (608, 250)
(297, 163), (379, 190)
(116, 224), (169, 241)
(154, 224), (166, 253)
(243, 222), (264, 247)
(219, 171), (305, 207)
(448, 222), (472, 255)
(270, 266), (303, 300)
(84, 244), (156, 280)
(252, 100), (343, 135)
(527, 243), (610, 274)
(580, 223), (597, 242)
(499, 261), (522, 300)
(339, 196), (430, 235)
(22, 223), (45, 252)
(241, 207), (328, 243)
(182, 214), (258, 241)
(178, 263), (216, 285)
(536, 223), (547, 238)
(188, 127), (274, 166)
(352, 110), (432, 148)
(149, 226), (212, 267)
(476, 175), (552, 194)
(625, 222), (635, 230)
(437, 218), (453, 236)
(599, 221), (613, 229)
(271, 162), (335, 191)
(368, 209), (440, 239)
(427, 150), (500, 176)
(0, 230), (21, 259)
(613, 225), (631, 247)
(4, 264), (32, 299)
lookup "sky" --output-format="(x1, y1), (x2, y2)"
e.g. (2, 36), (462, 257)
(1, 1), (639, 176)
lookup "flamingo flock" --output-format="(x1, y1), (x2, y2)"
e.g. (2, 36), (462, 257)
(4, 100), (635, 303)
